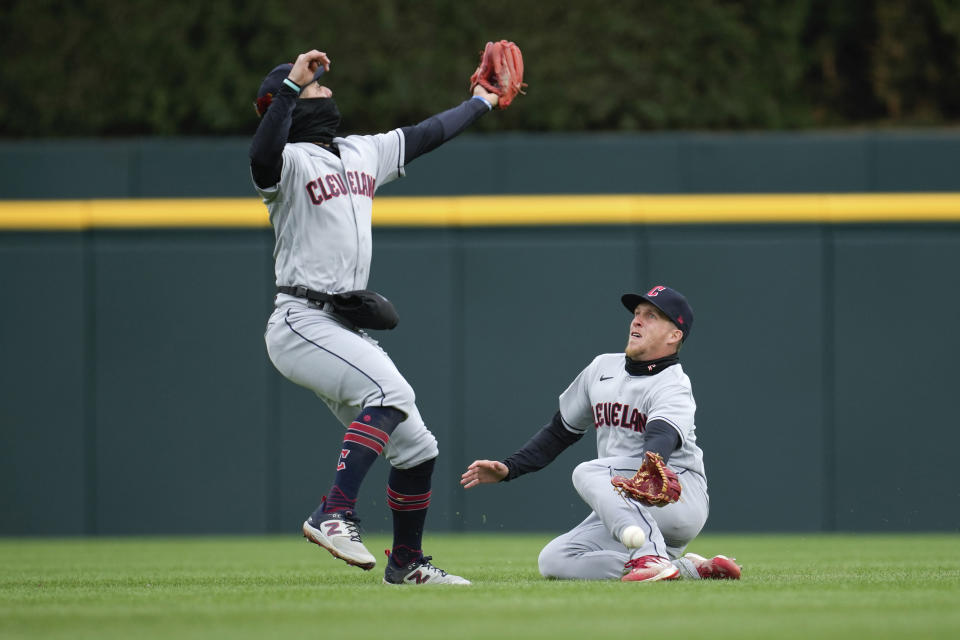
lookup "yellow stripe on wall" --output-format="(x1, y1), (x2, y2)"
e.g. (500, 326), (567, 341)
(2, 193), (960, 230)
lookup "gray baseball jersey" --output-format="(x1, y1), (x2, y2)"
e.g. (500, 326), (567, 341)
(255, 132), (405, 293)
(558, 353), (705, 477)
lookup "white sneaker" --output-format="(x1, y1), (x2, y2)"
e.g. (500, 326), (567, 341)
(383, 553), (471, 585)
(302, 512), (376, 570)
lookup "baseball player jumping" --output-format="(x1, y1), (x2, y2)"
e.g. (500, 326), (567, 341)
(461, 286), (741, 582)
(250, 45), (523, 585)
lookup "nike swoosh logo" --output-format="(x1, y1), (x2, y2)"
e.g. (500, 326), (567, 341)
(600, 375), (614, 381)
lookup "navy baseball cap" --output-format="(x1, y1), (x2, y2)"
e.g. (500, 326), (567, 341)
(254, 62), (326, 117)
(621, 285), (694, 341)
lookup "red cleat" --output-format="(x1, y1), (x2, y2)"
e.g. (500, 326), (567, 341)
(684, 553), (742, 579)
(621, 555), (680, 582)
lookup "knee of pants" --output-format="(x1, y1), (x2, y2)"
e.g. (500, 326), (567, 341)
(538, 541), (590, 580)
(537, 543), (562, 579)
(571, 460), (602, 496)
(382, 407), (438, 469)
(372, 379), (416, 416)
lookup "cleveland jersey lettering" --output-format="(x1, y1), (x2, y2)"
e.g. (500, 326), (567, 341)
(593, 402), (648, 432)
(306, 170), (377, 204)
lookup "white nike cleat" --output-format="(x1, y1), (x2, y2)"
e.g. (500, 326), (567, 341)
(302, 512), (376, 570)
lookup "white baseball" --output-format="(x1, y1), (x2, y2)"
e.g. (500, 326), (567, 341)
(620, 525), (646, 548)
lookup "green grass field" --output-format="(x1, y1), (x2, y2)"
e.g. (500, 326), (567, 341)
(2, 533), (958, 639)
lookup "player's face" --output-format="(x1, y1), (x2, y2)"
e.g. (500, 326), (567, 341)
(625, 302), (682, 361)
(300, 82), (333, 99)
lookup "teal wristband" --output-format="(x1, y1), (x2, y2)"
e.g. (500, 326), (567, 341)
(283, 78), (301, 93)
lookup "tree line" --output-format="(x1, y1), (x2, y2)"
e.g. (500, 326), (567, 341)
(1, 0), (957, 137)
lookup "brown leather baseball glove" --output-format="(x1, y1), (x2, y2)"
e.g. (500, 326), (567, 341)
(469, 40), (527, 109)
(611, 451), (682, 507)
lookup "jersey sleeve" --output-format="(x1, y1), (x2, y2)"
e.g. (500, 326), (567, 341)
(557, 356), (602, 434)
(646, 383), (696, 445)
(252, 144), (303, 204)
(368, 129), (406, 189)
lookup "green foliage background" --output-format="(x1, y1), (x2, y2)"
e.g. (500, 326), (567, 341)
(2, 0), (960, 137)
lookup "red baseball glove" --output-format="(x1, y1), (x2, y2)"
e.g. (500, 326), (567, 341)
(469, 40), (527, 109)
(611, 452), (682, 507)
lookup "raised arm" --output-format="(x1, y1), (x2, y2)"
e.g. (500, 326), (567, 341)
(400, 86), (498, 165)
(249, 50), (331, 188)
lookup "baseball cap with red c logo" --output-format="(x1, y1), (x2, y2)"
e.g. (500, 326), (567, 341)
(621, 285), (694, 342)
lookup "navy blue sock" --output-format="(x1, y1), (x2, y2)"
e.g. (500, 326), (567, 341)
(387, 457), (435, 566)
(312, 406), (405, 518)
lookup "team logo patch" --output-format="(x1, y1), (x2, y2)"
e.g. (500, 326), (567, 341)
(336, 448), (350, 470)
(406, 570), (430, 584)
(647, 285), (666, 297)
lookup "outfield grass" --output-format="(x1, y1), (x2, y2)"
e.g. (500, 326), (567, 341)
(1, 533), (958, 639)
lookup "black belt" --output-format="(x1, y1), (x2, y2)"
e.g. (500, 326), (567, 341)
(277, 285), (333, 311)
(278, 286), (399, 330)
(277, 285), (334, 305)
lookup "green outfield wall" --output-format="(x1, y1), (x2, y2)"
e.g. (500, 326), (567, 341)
(3, 131), (960, 199)
(1, 133), (958, 537)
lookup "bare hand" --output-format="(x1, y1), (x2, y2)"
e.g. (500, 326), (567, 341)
(472, 84), (499, 108)
(289, 49), (331, 87)
(460, 459), (508, 488)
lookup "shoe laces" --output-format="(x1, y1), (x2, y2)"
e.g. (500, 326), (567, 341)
(625, 554), (665, 570)
(417, 556), (448, 576)
(338, 512), (364, 543)
(383, 549), (447, 576)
